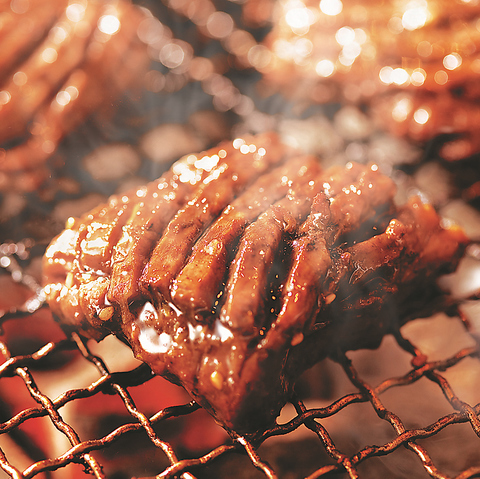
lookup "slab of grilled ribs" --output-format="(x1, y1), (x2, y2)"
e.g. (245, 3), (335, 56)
(43, 133), (468, 434)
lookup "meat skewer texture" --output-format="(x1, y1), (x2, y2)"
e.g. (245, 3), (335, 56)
(43, 133), (468, 434)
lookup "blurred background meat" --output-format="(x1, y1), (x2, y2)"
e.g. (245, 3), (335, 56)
(0, 0), (149, 192)
(252, 0), (480, 161)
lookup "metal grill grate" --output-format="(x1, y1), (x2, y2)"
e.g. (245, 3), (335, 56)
(1, 242), (480, 479)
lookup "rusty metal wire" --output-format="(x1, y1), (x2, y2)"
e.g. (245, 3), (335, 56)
(1, 243), (480, 479)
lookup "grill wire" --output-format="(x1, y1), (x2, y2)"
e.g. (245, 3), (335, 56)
(1, 243), (480, 478)
(1, 0), (480, 477)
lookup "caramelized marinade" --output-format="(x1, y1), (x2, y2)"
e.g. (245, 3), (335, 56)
(43, 133), (468, 433)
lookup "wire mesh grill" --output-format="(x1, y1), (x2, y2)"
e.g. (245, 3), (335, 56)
(1, 241), (480, 479)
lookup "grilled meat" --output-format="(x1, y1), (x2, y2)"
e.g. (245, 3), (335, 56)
(43, 133), (468, 433)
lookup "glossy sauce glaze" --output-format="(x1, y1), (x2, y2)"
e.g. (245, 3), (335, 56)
(43, 133), (468, 433)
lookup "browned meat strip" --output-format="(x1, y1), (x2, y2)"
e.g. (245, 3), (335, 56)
(169, 154), (319, 315)
(220, 160), (323, 334)
(334, 196), (468, 297)
(107, 176), (197, 309)
(42, 135), (469, 434)
(326, 163), (395, 242)
(263, 163), (396, 350)
(260, 193), (332, 352)
(140, 133), (285, 301)
(78, 198), (135, 275)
